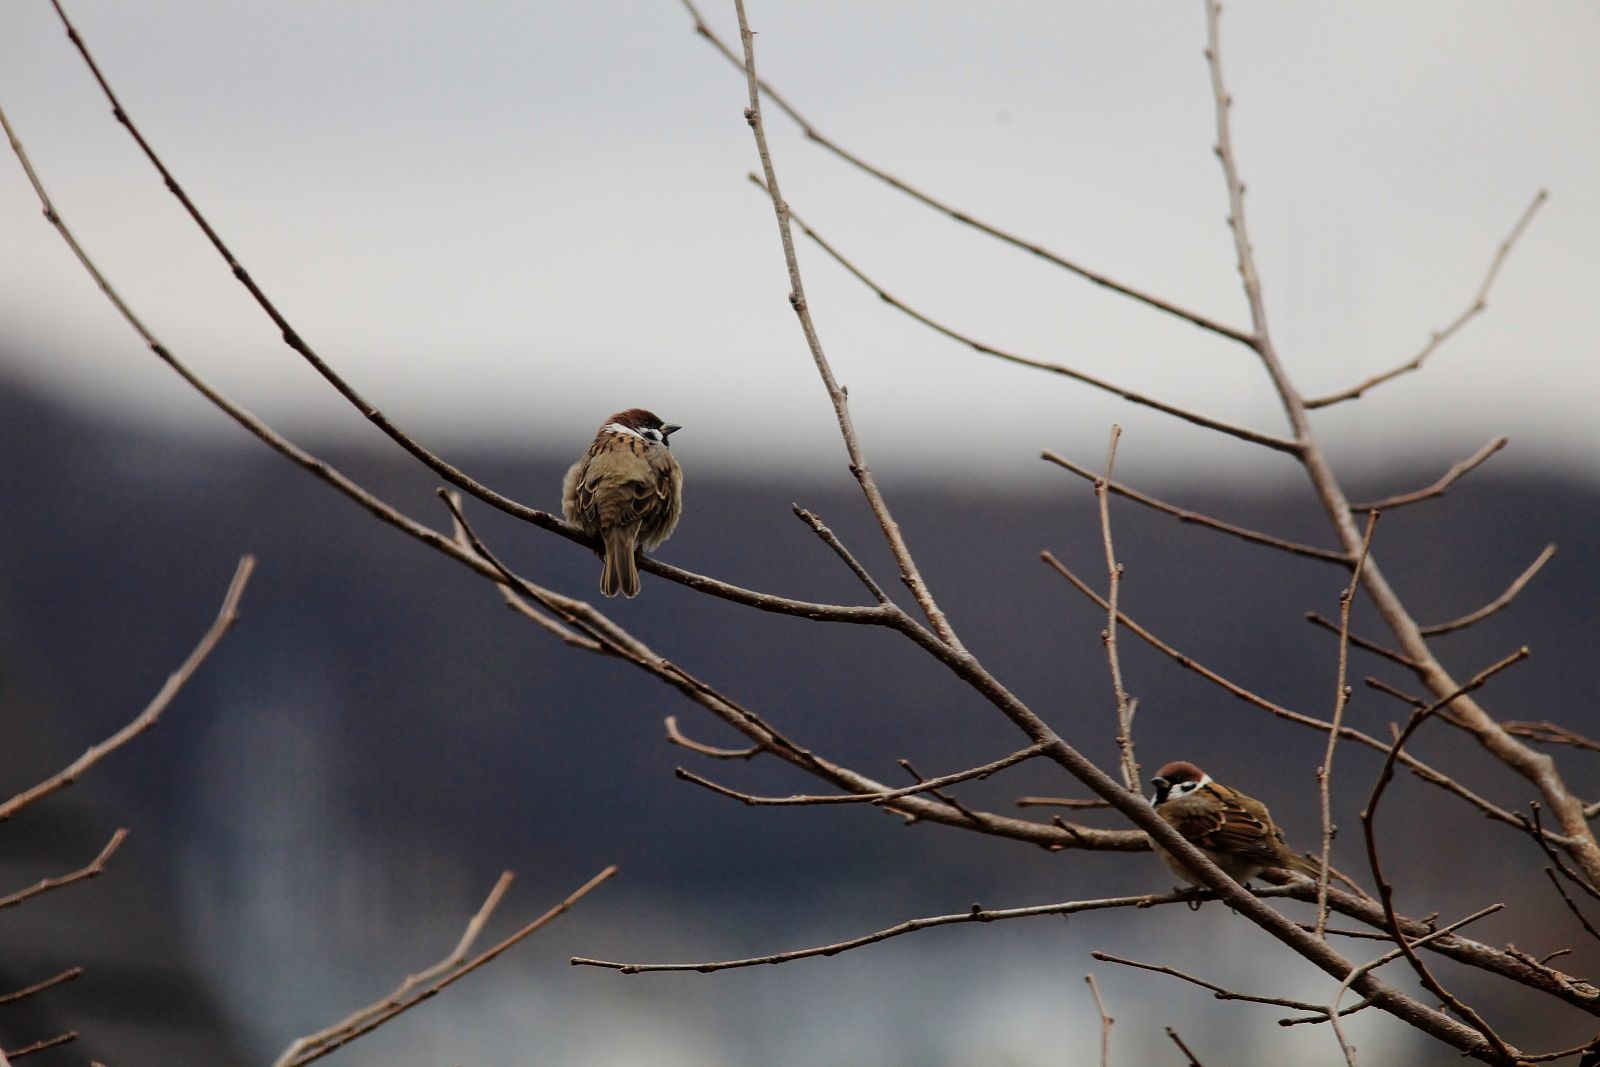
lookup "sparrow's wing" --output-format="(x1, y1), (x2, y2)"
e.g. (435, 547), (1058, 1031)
(580, 440), (676, 531)
(1165, 786), (1284, 864)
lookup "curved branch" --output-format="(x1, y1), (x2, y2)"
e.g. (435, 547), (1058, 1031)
(678, 1), (1256, 346)
(1306, 193), (1547, 409)
(1419, 544), (1556, 637)
(1351, 436), (1508, 512)
(1042, 451), (1344, 564)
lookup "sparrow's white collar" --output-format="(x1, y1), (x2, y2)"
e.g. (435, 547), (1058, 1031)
(604, 422), (645, 440)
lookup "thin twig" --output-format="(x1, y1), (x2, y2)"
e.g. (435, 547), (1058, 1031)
(773, 195), (1292, 451)
(1166, 1027), (1205, 1066)
(679, 0), (1256, 346)
(1043, 551), (1534, 837)
(1361, 650), (1530, 1064)
(274, 871), (516, 1066)
(0, 829), (126, 910)
(1306, 193), (1548, 408)
(4, 1033), (76, 1060)
(732, 0), (962, 650)
(1304, 613), (1418, 671)
(1094, 950), (1343, 1014)
(282, 866), (617, 1067)
(0, 556), (255, 821)
(572, 885), (1299, 973)
(1044, 451), (1342, 563)
(664, 716), (762, 760)
(1350, 437), (1508, 511)
(1321, 905), (1504, 1065)
(0, 968), (83, 1007)
(1095, 427), (1139, 791)
(1085, 973), (1113, 1067)
(1543, 869), (1600, 944)
(1318, 511), (1380, 937)
(792, 506), (889, 604)
(1016, 796), (1113, 811)
(1504, 721), (1600, 754)
(1418, 544), (1556, 637)
(676, 744), (1046, 807)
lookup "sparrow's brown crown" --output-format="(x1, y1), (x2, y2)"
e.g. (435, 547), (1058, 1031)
(606, 408), (681, 443)
(1152, 760), (1206, 786)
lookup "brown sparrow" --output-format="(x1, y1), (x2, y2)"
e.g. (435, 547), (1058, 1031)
(1148, 760), (1319, 886)
(562, 408), (683, 598)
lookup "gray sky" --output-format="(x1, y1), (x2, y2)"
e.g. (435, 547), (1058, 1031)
(2, 2), (1596, 482)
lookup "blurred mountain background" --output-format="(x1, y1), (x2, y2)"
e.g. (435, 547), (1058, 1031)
(1, 372), (1595, 1065)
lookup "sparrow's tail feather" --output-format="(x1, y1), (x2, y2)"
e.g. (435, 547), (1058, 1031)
(1286, 850), (1325, 879)
(601, 527), (640, 598)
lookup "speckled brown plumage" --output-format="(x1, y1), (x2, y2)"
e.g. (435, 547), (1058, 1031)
(562, 409), (683, 598)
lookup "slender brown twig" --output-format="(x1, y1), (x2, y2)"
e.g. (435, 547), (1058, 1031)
(0, 968), (83, 1007)
(1092, 950), (1353, 1016)
(281, 866), (617, 1067)
(1504, 722), (1600, 754)
(1304, 613), (1417, 671)
(4, 1033), (76, 1060)
(1418, 544), (1556, 637)
(1317, 511), (1380, 937)
(0, 556), (255, 821)
(0, 829), (126, 910)
(1305, 192), (1547, 408)
(1321, 905), (1504, 1065)
(274, 871), (517, 1066)
(1166, 1027), (1206, 1066)
(1043, 551), (1534, 837)
(679, 0), (1256, 345)
(676, 743), (1046, 808)
(1361, 651), (1530, 1063)
(664, 716), (762, 760)
(572, 885), (1301, 973)
(1085, 973), (1113, 1067)
(1043, 451), (1343, 564)
(731, 0), (961, 651)
(771, 194), (1293, 451)
(1094, 427), (1140, 791)
(1350, 437), (1508, 511)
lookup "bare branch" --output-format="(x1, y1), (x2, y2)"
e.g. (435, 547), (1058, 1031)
(1094, 427), (1139, 791)
(1306, 192), (1548, 408)
(281, 866), (617, 1067)
(1318, 511), (1380, 937)
(732, 0), (962, 650)
(0, 968), (83, 1007)
(1504, 721), (1600, 755)
(1015, 796), (1113, 811)
(1542, 868), (1600, 945)
(1043, 551), (1533, 837)
(0, 556), (256, 821)
(1093, 950), (1347, 1015)
(572, 885), (1301, 973)
(0, 829), (126, 910)
(773, 197), (1294, 451)
(1418, 544), (1556, 637)
(274, 871), (516, 1067)
(664, 716), (762, 760)
(1085, 973), (1113, 1067)
(676, 744), (1046, 808)
(1166, 1027), (1206, 1066)
(4, 1033), (76, 1060)
(1305, 613), (1418, 671)
(1351, 437), (1508, 511)
(678, 0), (1257, 346)
(792, 506), (889, 604)
(1043, 451), (1344, 564)
(1361, 650), (1531, 1063)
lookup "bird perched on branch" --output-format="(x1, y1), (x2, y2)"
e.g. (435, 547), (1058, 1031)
(1148, 760), (1319, 886)
(563, 408), (683, 598)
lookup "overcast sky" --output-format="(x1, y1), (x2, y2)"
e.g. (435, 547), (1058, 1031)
(1, 2), (1596, 484)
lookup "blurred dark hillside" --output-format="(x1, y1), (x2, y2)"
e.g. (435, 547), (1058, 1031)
(1, 376), (1596, 1064)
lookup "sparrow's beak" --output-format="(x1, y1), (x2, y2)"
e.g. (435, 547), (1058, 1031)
(1150, 777), (1168, 790)
(663, 424), (682, 438)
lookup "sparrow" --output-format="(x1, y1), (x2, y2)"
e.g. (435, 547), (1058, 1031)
(562, 408), (683, 598)
(1148, 760), (1319, 886)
